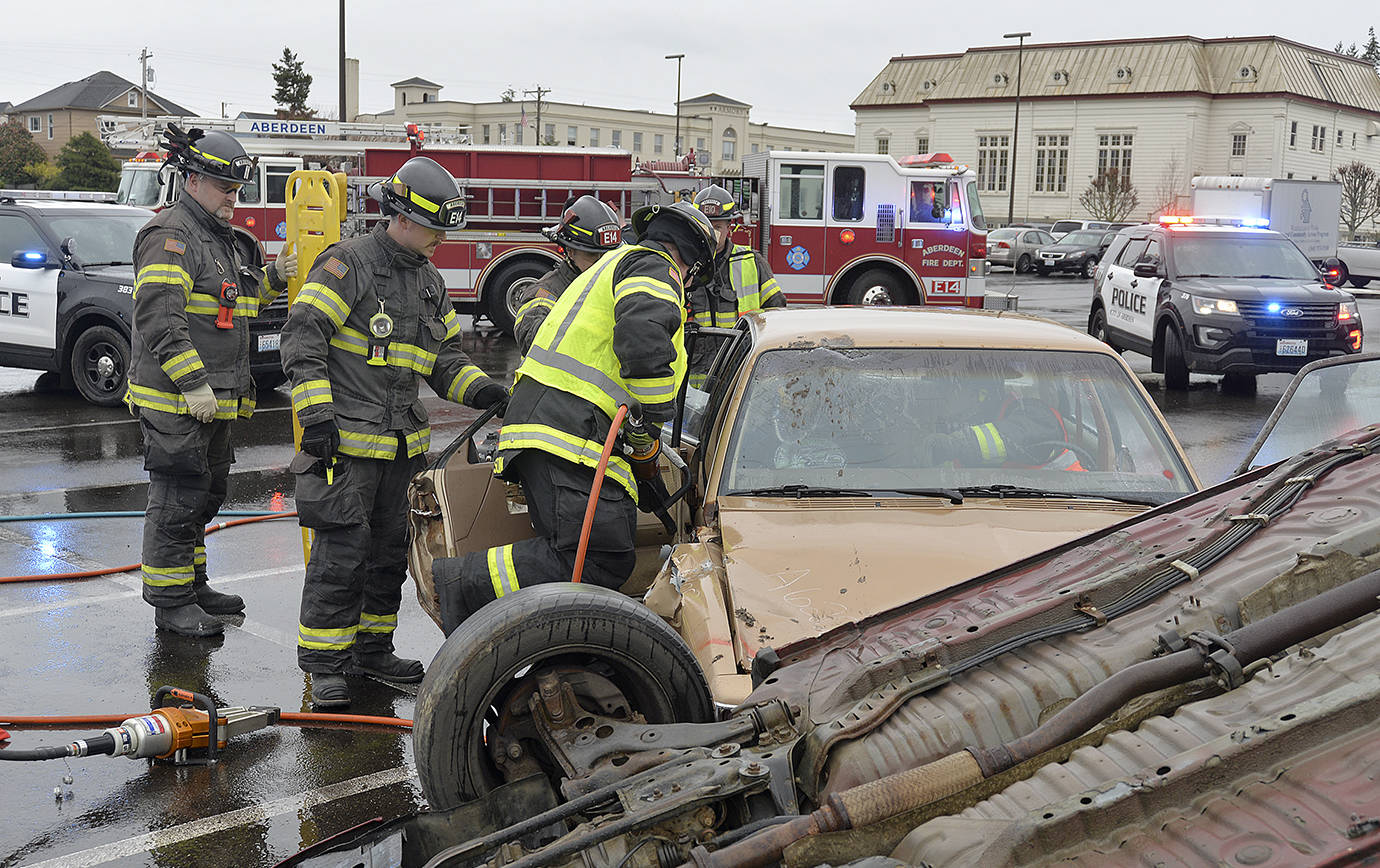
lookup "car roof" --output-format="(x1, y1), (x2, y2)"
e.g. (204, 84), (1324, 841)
(743, 306), (1114, 354)
(0, 199), (151, 215)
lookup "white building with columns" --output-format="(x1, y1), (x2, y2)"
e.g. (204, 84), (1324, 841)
(852, 35), (1380, 225)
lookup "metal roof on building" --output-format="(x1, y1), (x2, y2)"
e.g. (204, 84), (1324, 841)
(853, 36), (1380, 113)
(390, 77), (442, 88)
(13, 71), (190, 115)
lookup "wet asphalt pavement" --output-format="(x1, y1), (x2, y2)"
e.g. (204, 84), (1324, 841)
(0, 275), (1375, 867)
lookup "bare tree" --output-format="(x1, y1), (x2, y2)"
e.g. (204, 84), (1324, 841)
(1334, 160), (1380, 240)
(1150, 151), (1185, 217)
(1079, 169), (1140, 222)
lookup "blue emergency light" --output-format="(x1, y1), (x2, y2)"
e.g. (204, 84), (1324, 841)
(1241, 217), (1270, 228)
(1267, 302), (1282, 313)
(20, 251), (43, 262)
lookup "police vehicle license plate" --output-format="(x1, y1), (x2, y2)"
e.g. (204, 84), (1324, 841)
(258, 334), (281, 352)
(1276, 339), (1307, 356)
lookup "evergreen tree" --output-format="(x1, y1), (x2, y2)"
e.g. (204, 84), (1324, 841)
(1363, 27), (1380, 67)
(54, 132), (120, 191)
(272, 47), (314, 117)
(0, 118), (49, 187)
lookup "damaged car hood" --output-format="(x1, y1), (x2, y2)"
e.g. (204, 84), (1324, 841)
(717, 497), (1143, 654)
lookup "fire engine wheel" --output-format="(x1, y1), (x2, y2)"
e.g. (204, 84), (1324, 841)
(845, 269), (916, 306)
(486, 260), (551, 336)
(413, 582), (714, 810)
(69, 324), (130, 407)
(1162, 325), (1190, 391)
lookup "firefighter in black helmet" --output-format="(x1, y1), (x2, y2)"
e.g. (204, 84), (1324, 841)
(431, 202), (716, 634)
(128, 123), (298, 637)
(282, 155), (507, 708)
(512, 195), (624, 352)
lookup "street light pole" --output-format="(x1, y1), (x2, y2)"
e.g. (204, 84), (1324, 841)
(666, 54), (684, 158)
(1003, 31), (1031, 227)
(339, 0), (347, 125)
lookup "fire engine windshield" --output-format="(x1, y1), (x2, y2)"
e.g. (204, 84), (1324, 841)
(116, 167), (162, 208)
(722, 347), (1194, 504)
(964, 181), (987, 231)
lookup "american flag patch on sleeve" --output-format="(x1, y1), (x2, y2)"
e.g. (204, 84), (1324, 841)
(163, 238), (186, 255)
(323, 257), (349, 279)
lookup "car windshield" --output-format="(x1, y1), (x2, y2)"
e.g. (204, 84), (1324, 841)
(1057, 231), (1103, 246)
(1241, 357), (1380, 470)
(115, 167), (161, 208)
(1172, 234), (1319, 280)
(44, 212), (150, 266)
(722, 347), (1195, 504)
(1051, 221), (1082, 234)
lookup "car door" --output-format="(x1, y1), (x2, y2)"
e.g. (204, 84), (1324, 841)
(1101, 236), (1154, 351)
(769, 160), (827, 301)
(0, 212), (60, 357)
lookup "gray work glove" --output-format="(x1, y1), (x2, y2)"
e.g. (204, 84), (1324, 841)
(274, 247), (299, 281)
(183, 383), (217, 423)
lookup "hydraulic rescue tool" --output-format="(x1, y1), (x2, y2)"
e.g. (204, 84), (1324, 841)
(0, 687), (278, 766)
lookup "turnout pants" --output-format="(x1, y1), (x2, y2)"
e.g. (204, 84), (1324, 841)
(139, 411), (233, 608)
(436, 450), (637, 635)
(295, 446), (423, 673)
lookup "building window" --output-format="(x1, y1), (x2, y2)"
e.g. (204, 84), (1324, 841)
(481, 124), (490, 144)
(1097, 132), (1133, 176)
(1287, 172), (1294, 179)
(1231, 133), (1247, 157)
(1034, 133), (1069, 193)
(47, 114), (54, 140)
(697, 137), (706, 152)
(654, 134), (664, 154)
(127, 91), (138, 107)
(916, 134), (929, 155)
(566, 125), (577, 146)
(1353, 132), (1358, 148)
(1310, 125), (1326, 152)
(1337, 128), (1344, 145)
(876, 137), (889, 154)
(514, 123), (523, 145)
(751, 143), (759, 154)
(633, 131), (643, 153)
(589, 127), (599, 147)
(977, 134), (1010, 192)
(611, 129), (621, 148)
(498, 123), (507, 144)
(1289, 121), (1297, 148)
(28, 116), (40, 133)
(421, 93), (430, 103)
(721, 127), (736, 161)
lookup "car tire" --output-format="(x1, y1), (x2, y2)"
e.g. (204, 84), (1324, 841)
(414, 582), (714, 810)
(486, 260), (552, 336)
(1220, 372), (1257, 395)
(252, 371), (288, 391)
(1081, 258), (1097, 279)
(1015, 254), (1032, 274)
(1162, 325), (1190, 391)
(69, 324), (130, 407)
(1332, 260), (1350, 286)
(845, 268), (916, 306)
(1089, 305), (1119, 351)
(1349, 277), (1371, 288)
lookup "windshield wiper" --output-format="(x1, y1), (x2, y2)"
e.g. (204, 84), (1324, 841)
(956, 484), (1160, 505)
(875, 487), (964, 503)
(82, 260), (133, 267)
(728, 484), (877, 498)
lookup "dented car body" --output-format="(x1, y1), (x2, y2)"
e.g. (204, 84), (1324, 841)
(284, 353), (1380, 868)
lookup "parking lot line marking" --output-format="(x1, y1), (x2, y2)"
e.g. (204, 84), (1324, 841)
(0, 566), (299, 621)
(22, 764), (418, 868)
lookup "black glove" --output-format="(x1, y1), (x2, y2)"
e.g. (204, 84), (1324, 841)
(473, 382), (509, 417)
(301, 420), (340, 458)
(917, 431), (957, 465)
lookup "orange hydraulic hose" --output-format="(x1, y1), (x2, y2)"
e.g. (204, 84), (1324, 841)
(572, 404), (629, 585)
(2, 711), (411, 729)
(0, 512), (298, 584)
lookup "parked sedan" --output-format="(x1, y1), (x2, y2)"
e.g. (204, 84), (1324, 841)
(986, 227), (1055, 273)
(1036, 229), (1119, 277)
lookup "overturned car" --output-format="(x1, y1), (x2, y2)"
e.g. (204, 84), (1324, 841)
(280, 350), (1380, 868)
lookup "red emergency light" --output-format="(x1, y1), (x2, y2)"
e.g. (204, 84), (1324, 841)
(130, 151), (164, 163)
(898, 153), (955, 167)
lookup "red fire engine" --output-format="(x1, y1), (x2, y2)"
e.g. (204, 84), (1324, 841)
(740, 151), (994, 308)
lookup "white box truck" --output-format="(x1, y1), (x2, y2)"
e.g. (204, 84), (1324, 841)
(1190, 176), (1341, 261)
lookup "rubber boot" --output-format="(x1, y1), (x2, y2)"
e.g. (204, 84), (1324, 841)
(350, 652), (425, 683)
(310, 673), (351, 709)
(193, 577), (244, 615)
(154, 603), (224, 637)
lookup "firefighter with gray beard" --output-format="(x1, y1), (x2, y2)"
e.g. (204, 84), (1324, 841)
(282, 156), (507, 708)
(128, 124), (297, 637)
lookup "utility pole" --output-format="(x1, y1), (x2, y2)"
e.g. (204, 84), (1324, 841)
(1003, 31), (1031, 226)
(524, 86), (550, 144)
(338, 0), (347, 125)
(665, 54), (684, 157)
(139, 47), (152, 121)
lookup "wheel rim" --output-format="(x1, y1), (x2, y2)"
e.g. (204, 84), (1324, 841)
(505, 277), (538, 319)
(83, 341), (123, 397)
(1093, 312), (1106, 342)
(857, 284), (894, 305)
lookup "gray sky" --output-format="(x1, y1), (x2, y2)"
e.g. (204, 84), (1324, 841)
(2, 2), (1373, 134)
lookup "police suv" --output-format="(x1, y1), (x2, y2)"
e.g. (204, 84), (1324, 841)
(0, 192), (287, 406)
(1087, 217), (1361, 391)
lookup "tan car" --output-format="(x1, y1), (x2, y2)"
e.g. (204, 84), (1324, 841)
(405, 306), (1199, 804)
